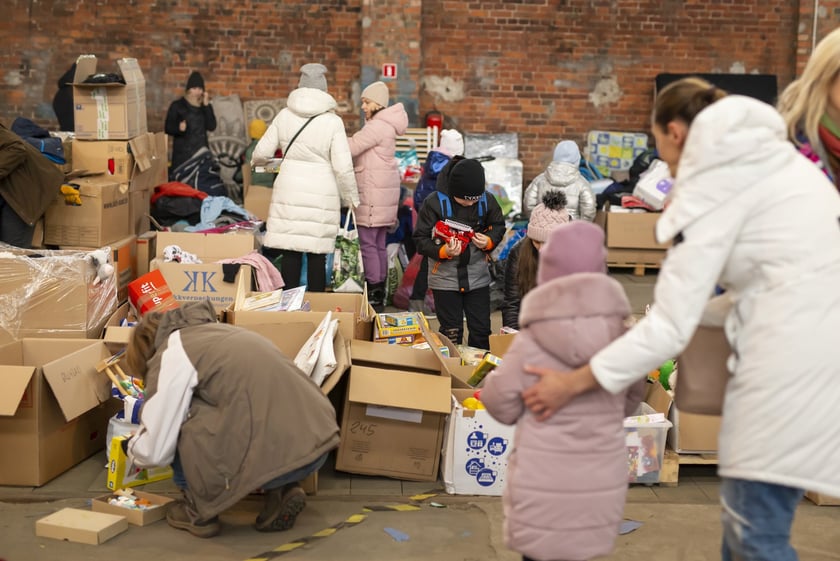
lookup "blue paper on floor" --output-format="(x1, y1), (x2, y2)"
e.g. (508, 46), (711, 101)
(384, 527), (410, 542)
(620, 520), (643, 535)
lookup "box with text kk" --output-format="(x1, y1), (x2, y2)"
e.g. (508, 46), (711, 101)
(441, 388), (516, 496)
(336, 340), (453, 481)
(151, 231), (255, 311)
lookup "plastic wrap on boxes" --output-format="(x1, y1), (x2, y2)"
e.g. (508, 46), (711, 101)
(0, 243), (118, 340)
(481, 157), (523, 217)
(464, 133), (519, 159)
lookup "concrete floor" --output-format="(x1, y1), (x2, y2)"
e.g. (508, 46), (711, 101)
(2, 271), (840, 560)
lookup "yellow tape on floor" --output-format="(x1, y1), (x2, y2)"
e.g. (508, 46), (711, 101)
(244, 495), (437, 560)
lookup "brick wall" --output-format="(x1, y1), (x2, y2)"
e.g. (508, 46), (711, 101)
(1, 0), (836, 181)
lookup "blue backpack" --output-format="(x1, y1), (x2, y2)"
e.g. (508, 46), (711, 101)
(437, 191), (487, 227)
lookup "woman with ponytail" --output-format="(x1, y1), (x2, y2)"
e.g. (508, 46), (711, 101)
(522, 77), (840, 561)
(778, 27), (840, 189)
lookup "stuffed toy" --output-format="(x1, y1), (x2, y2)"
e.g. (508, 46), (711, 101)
(88, 249), (115, 286)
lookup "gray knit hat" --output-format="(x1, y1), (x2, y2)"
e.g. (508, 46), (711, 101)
(298, 63), (328, 91)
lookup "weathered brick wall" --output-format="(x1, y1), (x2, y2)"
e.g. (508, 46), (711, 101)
(796, 0), (840, 73)
(1, 0), (836, 181)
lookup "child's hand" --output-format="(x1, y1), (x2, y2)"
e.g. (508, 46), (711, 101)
(472, 232), (489, 249)
(445, 238), (462, 257)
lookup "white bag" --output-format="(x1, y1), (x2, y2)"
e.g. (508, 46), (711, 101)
(311, 318), (340, 387)
(294, 311), (335, 377)
(632, 159), (673, 210)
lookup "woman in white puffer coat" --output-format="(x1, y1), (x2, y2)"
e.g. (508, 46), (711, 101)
(252, 63), (359, 291)
(522, 77), (840, 561)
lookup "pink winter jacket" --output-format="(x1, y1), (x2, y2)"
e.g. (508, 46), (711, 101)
(348, 103), (408, 227)
(482, 273), (645, 561)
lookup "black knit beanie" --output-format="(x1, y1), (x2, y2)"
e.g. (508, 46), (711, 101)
(186, 71), (205, 90)
(447, 158), (486, 200)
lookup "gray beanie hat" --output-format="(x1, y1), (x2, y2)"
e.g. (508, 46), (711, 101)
(298, 63), (328, 91)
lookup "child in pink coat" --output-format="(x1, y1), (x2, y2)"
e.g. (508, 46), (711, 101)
(482, 221), (645, 561)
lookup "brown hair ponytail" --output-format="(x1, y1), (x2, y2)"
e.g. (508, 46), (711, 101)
(654, 77), (729, 129)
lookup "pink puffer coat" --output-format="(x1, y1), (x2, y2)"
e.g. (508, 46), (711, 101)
(348, 102), (408, 227)
(482, 273), (645, 561)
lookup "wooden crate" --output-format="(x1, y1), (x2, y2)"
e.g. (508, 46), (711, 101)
(396, 127), (439, 165)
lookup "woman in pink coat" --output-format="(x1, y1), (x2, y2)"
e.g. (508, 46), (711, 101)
(482, 221), (645, 561)
(348, 81), (408, 311)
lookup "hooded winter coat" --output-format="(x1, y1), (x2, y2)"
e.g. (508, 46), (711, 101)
(128, 300), (340, 521)
(253, 87), (359, 254)
(0, 122), (64, 226)
(590, 96), (840, 499)
(523, 161), (596, 221)
(348, 102), (408, 227)
(164, 97), (217, 173)
(482, 274), (645, 561)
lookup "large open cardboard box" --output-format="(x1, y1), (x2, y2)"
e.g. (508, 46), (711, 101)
(0, 339), (116, 486)
(337, 338), (452, 481)
(44, 175), (131, 248)
(595, 204), (670, 268)
(71, 132), (167, 192)
(72, 55), (147, 140)
(227, 291), (373, 342)
(0, 247), (117, 340)
(152, 231), (255, 312)
(646, 381), (721, 454)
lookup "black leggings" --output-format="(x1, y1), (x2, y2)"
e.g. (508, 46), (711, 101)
(262, 247), (327, 292)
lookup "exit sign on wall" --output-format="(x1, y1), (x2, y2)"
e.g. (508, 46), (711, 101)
(382, 63), (397, 79)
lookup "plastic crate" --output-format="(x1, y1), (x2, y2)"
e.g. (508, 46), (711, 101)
(625, 403), (672, 484)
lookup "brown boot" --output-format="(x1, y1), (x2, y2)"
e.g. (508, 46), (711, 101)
(255, 483), (306, 532)
(166, 499), (221, 538)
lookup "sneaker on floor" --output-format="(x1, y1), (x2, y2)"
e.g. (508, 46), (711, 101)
(255, 483), (306, 532)
(166, 500), (221, 538)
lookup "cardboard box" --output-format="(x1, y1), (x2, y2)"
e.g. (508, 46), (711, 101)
(244, 183), (272, 222)
(36, 508), (127, 545)
(646, 381), (721, 454)
(129, 188), (151, 236)
(805, 491), (840, 506)
(152, 231), (255, 311)
(441, 388), (516, 496)
(0, 339), (115, 486)
(227, 291), (373, 342)
(136, 230), (156, 276)
(92, 490), (174, 525)
(73, 55), (147, 140)
(596, 206), (670, 251)
(488, 333), (516, 358)
(336, 340), (452, 480)
(71, 132), (167, 191)
(0, 247), (118, 340)
(45, 175), (131, 247)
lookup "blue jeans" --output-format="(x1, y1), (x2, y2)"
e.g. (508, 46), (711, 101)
(171, 452), (328, 492)
(720, 477), (804, 561)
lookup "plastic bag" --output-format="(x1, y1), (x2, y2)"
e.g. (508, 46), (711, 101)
(332, 209), (365, 293)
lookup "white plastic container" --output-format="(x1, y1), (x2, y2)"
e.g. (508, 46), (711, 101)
(624, 403), (672, 484)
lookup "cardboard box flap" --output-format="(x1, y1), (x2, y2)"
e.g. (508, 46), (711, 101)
(0, 365), (37, 416)
(349, 366), (451, 414)
(351, 340), (440, 373)
(40, 341), (111, 421)
(155, 231), (255, 260)
(115, 58), (145, 85)
(72, 54), (97, 84)
(321, 335), (351, 396)
(128, 133), (154, 172)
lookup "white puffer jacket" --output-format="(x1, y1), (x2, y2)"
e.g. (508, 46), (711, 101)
(253, 88), (359, 254)
(590, 96), (840, 497)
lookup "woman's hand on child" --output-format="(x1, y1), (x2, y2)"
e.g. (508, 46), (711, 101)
(522, 363), (599, 421)
(472, 232), (489, 249)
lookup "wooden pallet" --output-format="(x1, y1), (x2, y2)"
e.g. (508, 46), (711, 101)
(608, 261), (661, 277)
(396, 127), (439, 165)
(657, 449), (718, 487)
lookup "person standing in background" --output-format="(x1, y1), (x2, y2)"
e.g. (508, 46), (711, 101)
(348, 81), (408, 312)
(777, 27), (840, 190)
(52, 62), (76, 131)
(252, 63), (359, 292)
(523, 140), (596, 221)
(0, 122), (64, 248)
(165, 71), (217, 179)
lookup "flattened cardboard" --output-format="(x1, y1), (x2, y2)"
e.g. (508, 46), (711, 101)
(0, 339), (116, 486)
(92, 491), (174, 525)
(36, 507), (127, 545)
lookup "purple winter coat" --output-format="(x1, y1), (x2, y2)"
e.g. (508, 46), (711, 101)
(482, 272), (645, 561)
(348, 103), (408, 227)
